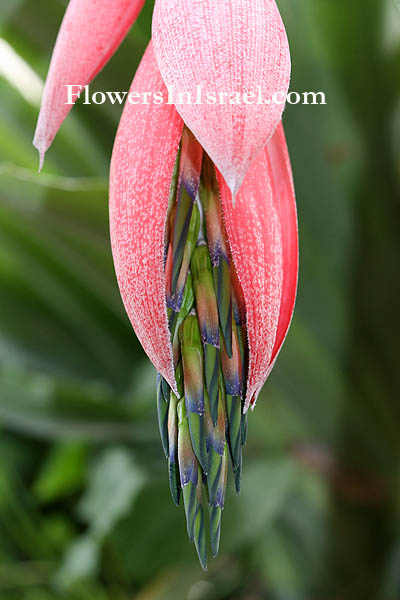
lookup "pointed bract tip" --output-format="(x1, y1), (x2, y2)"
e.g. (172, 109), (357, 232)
(163, 370), (179, 398)
(219, 170), (244, 206)
(33, 118), (51, 172)
(33, 139), (46, 173)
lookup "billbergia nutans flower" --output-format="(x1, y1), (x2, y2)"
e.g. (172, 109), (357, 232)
(34, 0), (298, 569)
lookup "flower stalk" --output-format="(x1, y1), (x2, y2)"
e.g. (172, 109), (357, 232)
(158, 128), (248, 567)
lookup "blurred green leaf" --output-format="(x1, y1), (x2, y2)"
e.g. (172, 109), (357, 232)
(34, 443), (89, 504)
(55, 535), (99, 589)
(78, 448), (146, 537)
(0, 368), (156, 442)
(56, 448), (145, 589)
(226, 458), (299, 548)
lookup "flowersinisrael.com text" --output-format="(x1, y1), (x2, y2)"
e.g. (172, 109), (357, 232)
(65, 84), (327, 106)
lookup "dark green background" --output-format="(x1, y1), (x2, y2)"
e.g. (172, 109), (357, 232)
(0, 1), (399, 598)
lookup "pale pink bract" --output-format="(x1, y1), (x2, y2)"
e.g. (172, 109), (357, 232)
(218, 124), (298, 409)
(33, 0), (145, 168)
(109, 44), (183, 395)
(152, 0), (291, 196)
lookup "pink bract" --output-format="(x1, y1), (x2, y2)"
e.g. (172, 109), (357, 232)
(109, 43), (183, 395)
(33, 0), (145, 168)
(152, 0), (291, 196)
(219, 125), (298, 409)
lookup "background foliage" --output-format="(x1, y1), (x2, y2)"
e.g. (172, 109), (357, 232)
(0, 0), (399, 598)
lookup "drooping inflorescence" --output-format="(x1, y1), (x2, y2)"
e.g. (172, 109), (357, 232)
(32, 0), (297, 575)
(157, 128), (249, 569)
